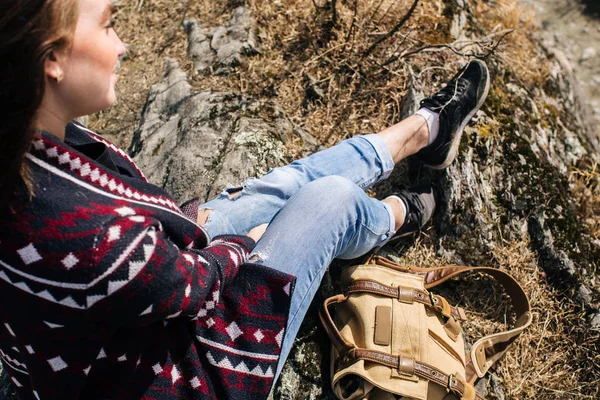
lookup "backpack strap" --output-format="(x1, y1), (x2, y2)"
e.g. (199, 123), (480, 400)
(369, 256), (533, 383)
(345, 279), (468, 321)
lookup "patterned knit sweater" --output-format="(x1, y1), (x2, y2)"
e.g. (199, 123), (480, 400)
(0, 123), (294, 400)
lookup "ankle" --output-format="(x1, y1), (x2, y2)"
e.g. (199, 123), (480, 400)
(415, 108), (439, 146)
(383, 196), (406, 231)
(378, 115), (431, 163)
(414, 115), (431, 149)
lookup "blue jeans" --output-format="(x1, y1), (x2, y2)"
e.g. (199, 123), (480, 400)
(199, 134), (396, 380)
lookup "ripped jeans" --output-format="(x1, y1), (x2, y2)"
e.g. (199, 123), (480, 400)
(199, 134), (396, 380)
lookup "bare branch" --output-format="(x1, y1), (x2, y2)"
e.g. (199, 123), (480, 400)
(331, 0), (338, 26)
(345, 0), (359, 43)
(382, 29), (514, 66)
(375, 0), (401, 26)
(363, 0), (419, 58)
(367, 0), (387, 27)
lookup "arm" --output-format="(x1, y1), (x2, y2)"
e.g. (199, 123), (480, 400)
(88, 213), (255, 326)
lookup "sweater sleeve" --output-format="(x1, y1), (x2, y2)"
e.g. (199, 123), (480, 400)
(88, 214), (255, 326)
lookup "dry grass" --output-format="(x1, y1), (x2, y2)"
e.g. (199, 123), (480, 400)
(100, 0), (547, 146)
(570, 161), (600, 240)
(398, 239), (600, 399)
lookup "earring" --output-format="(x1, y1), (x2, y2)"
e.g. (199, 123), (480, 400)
(56, 71), (63, 83)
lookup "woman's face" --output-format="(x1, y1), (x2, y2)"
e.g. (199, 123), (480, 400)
(54, 0), (126, 117)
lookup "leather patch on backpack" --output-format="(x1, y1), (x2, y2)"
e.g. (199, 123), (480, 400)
(374, 305), (392, 346)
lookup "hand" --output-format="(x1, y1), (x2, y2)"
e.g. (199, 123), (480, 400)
(247, 223), (268, 242)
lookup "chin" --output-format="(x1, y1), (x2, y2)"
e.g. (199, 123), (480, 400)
(100, 92), (118, 111)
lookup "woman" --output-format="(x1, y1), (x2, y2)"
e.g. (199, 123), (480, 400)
(0, 0), (489, 399)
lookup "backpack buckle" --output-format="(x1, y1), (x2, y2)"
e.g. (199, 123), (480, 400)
(447, 373), (458, 394)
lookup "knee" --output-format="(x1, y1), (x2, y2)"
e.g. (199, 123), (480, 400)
(262, 166), (304, 193)
(302, 176), (362, 207)
(307, 175), (356, 192)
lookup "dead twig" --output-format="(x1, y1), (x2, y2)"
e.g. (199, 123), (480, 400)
(344, 0), (359, 44)
(383, 29), (514, 66)
(375, 0), (400, 26)
(367, 0), (386, 27)
(362, 0), (419, 59)
(331, 0), (338, 26)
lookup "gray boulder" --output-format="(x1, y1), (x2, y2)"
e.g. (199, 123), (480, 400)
(129, 57), (317, 205)
(184, 6), (261, 75)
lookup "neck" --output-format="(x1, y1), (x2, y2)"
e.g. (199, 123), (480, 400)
(36, 105), (70, 141)
(36, 84), (76, 141)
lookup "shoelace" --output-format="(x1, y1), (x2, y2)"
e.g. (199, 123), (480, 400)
(430, 77), (470, 105)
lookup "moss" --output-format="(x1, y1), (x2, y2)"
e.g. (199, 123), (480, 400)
(500, 129), (597, 273)
(477, 123), (495, 139)
(542, 101), (560, 119)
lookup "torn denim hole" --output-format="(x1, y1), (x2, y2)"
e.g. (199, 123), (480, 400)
(249, 253), (265, 262)
(220, 178), (257, 200)
(197, 208), (213, 226)
(225, 187), (243, 199)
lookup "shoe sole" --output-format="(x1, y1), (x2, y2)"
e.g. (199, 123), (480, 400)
(427, 60), (490, 170)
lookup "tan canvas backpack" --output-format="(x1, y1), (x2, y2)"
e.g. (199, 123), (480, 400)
(319, 255), (532, 400)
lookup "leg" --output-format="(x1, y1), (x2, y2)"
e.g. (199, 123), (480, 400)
(246, 176), (397, 382)
(200, 122), (428, 238)
(201, 59), (490, 238)
(199, 133), (395, 237)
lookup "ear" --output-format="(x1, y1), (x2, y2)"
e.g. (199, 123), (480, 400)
(44, 51), (65, 82)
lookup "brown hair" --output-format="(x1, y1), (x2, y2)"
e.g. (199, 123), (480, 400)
(0, 0), (78, 212)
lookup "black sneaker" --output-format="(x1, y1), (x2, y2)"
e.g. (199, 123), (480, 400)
(391, 186), (436, 238)
(416, 60), (490, 169)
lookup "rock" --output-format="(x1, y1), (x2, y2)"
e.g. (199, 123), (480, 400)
(400, 69), (424, 119)
(528, 214), (577, 278)
(589, 312), (600, 329)
(527, 214), (599, 311)
(450, 11), (467, 40)
(184, 19), (214, 74)
(184, 6), (260, 75)
(130, 58), (317, 204)
(74, 115), (89, 127)
(274, 363), (301, 399)
(488, 373), (506, 400)
(577, 284), (593, 305)
(580, 46), (596, 62)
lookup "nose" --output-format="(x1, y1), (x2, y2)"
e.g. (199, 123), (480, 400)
(114, 31), (126, 57)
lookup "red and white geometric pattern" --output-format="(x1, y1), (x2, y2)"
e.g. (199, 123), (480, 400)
(205, 351), (274, 378)
(16, 244), (42, 265)
(225, 322), (243, 342)
(0, 125), (294, 400)
(254, 329), (265, 343)
(30, 139), (181, 213)
(47, 356), (68, 372)
(61, 253), (79, 270)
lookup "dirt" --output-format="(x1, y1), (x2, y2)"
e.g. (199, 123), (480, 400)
(520, 0), (600, 136)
